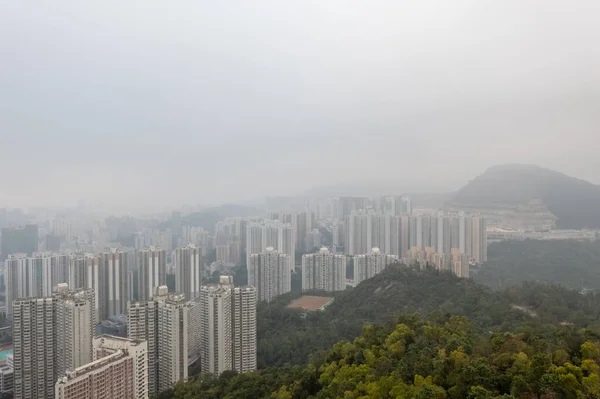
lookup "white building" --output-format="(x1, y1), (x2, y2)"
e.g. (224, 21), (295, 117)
(353, 248), (399, 286)
(199, 278), (232, 376)
(5, 252), (70, 319)
(127, 299), (159, 396)
(232, 285), (257, 373)
(156, 292), (188, 390)
(12, 284), (95, 399)
(302, 248), (346, 292)
(68, 253), (101, 324)
(127, 286), (189, 395)
(137, 246), (166, 301)
(199, 276), (257, 376)
(55, 335), (148, 399)
(174, 243), (203, 301)
(248, 247), (291, 303)
(246, 221), (294, 270)
(99, 248), (133, 321)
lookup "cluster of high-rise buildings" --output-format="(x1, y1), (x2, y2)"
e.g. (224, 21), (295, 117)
(340, 210), (487, 264)
(10, 276), (257, 398)
(3, 239), (257, 397)
(0, 196), (490, 398)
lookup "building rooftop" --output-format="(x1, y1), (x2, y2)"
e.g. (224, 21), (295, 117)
(287, 296), (334, 312)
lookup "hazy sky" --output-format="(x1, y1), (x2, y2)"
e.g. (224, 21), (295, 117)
(1, 1), (599, 212)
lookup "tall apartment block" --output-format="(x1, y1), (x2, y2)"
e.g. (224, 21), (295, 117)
(5, 252), (69, 319)
(12, 284), (95, 399)
(246, 221), (294, 270)
(174, 243), (203, 301)
(341, 211), (487, 264)
(99, 248), (133, 320)
(55, 335), (148, 399)
(302, 247), (346, 292)
(199, 276), (257, 376)
(137, 246), (166, 301)
(248, 247), (291, 303)
(127, 286), (188, 395)
(68, 253), (101, 324)
(379, 195), (412, 216)
(156, 292), (188, 391)
(127, 300), (159, 395)
(353, 248), (399, 286)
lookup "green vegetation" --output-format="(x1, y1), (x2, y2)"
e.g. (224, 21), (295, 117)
(447, 164), (600, 229)
(158, 262), (600, 398)
(255, 264), (600, 370)
(167, 313), (600, 398)
(475, 240), (600, 290)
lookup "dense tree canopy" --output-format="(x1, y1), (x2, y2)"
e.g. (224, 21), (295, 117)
(158, 260), (600, 398)
(167, 314), (600, 398)
(256, 264), (600, 369)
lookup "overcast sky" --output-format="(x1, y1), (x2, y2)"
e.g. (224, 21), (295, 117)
(1, 1), (598, 212)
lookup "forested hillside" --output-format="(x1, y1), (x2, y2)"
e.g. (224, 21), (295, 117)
(167, 314), (600, 398)
(256, 264), (600, 369)
(475, 240), (600, 290)
(158, 263), (600, 398)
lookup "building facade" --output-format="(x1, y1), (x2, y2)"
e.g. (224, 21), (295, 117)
(137, 246), (166, 301)
(353, 248), (399, 286)
(199, 276), (257, 376)
(174, 243), (203, 301)
(12, 284), (95, 399)
(302, 248), (346, 292)
(127, 286), (189, 395)
(55, 335), (148, 399)
(248, 247), (291, 303)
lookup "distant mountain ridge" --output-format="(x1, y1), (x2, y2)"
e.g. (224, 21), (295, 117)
(446, 164), (600, 229)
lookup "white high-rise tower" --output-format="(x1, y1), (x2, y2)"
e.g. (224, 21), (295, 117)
(199, 276), (257, 376)
(301, 248), (346, 292)
(248, 247), (290, 303)
(175, 243), (203, 301)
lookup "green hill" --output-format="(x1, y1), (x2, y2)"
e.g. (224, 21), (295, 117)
(255, 264), (600, 370)
(158, 264), (600, 398)
(168, 312), (600, 399)
(447, 164), (600, 229)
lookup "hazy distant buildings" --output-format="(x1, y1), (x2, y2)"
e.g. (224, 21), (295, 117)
(1, 224), (38, 261)
(137, 246), (166, 301)
(340, 210), (487, 263)
(248, 247), (291, 303)
(332, 197), (371, 219)
(174, 243), (203, 301)
(305, 228), (324, 250)
(5, 252), (70, 319)
(199, 276), (256, 376)
(55, 335), (148, 399)
(405, 247), (470, 278)
(353, 248), (398, 286)
(12, 284), (95, 399)
(302, 248), (346, 292)
(379, 195), (412, 216)
(246, 221), (294, 270)
(346, 210), (372, 255)
(99, 248), (133, 320)
(68, 253), (102, 324)
(268, 210), (315, 252)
